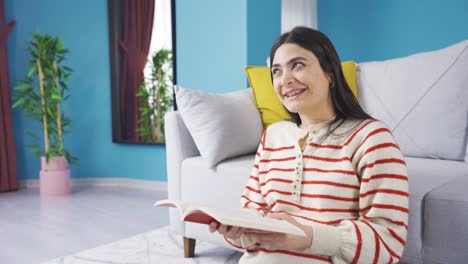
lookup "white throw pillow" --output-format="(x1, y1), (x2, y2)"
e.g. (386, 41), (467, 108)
(357, 40), (468, 161)
(175, 86), (263, 167)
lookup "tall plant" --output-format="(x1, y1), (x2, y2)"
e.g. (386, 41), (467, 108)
(13, 32), (77, 165)
(136, 49), (173, 143)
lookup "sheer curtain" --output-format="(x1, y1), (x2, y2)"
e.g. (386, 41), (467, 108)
(144, 0), (172, 78)
(267, 0), (317, 66)
(0, 0), (18, 192)
(281, 0), (317, 33)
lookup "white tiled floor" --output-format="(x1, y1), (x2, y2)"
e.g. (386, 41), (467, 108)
(0, 186), (169, 264)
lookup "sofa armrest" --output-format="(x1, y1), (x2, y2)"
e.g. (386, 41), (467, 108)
(165, 111), (199, 199)
(164, 111), (200, 233)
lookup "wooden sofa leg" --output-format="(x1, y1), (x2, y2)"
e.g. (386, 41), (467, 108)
(183, 237), (196, 258)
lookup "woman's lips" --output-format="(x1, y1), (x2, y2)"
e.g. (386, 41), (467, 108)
(284, 88), (306, 98)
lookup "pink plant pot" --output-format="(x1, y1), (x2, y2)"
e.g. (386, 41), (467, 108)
(40, 156), (71, 197)
(41, 156), (68, 171)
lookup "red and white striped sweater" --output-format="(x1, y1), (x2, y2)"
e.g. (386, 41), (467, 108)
(226, 118), (409, 264)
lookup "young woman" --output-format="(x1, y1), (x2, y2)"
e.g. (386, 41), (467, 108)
(209, 26), (409, 264)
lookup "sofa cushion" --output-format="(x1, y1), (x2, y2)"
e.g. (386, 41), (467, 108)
(401, 157), (467, 262)
(245, 61), (358, 129)
(245, 66), (291, 129)
(341, 61), (359, 97)
(357, 40), (468, 161)
(175, 86), (263, 167)
(424, 175), (468, 263)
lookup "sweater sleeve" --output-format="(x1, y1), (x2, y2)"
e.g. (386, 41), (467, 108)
(240, 130), (270, 215)
(224, 130), (270, 250)
(306, 122), (409, 263)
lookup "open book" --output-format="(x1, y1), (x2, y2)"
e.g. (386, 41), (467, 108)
(154, 199), (306, 236)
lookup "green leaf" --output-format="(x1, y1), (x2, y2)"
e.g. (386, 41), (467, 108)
(27, 67), (36, 77)
(46, 107), (54, 117)
(57, 41), (64, 51)
(26, 130), (40, 140)
(12, 98), (25, 108)
(15, 83), (30, 91)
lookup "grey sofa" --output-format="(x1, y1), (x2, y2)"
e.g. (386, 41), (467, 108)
(165, 41), (468, 263)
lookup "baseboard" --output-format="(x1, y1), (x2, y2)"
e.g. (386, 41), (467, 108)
(20, 177), (168, 193)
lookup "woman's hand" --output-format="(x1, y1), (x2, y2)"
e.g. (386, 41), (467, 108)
(244, 212), (313, 250)
(209, 221), (245, 240)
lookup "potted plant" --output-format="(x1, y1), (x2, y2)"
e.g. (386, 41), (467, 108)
(136, 49), (173, 143)
(13, 32), (77, 196)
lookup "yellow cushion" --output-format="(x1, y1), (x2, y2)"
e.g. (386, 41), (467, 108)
(245, 61), (358, 129)
(245, 66), (291, 129)
(341, 61), (358, 97)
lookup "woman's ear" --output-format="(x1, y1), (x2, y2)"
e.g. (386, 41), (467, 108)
(326, 74), (335, 88)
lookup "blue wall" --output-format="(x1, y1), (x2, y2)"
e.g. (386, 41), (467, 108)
(318, 0), (468, 62)
(6, 0), (280, 181)
(176, 0), (247, 93)
(247, 0), (281, 66)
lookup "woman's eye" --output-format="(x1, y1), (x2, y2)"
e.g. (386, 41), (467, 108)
(271, 69), (280, 76)
(293, 62), (304, 69)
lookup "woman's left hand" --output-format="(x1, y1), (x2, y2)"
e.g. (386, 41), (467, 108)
(244, 212), (313, 250)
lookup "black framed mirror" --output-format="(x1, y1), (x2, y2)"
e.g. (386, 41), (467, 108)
(108, 0), (176, 145)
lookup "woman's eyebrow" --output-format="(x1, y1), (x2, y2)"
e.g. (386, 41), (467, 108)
(272, 56), (308, 68)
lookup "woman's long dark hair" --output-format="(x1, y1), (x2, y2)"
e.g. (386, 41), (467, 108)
(270, 26), (373, 133)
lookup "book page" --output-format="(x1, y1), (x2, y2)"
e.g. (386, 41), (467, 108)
(155, 200), (215, 223)
(154, 199), (188, 220)
(154, 200), (306, 236)
(191, 206), (306, 237)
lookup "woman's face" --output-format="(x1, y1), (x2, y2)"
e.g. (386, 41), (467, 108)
(271, 43), (333, 117)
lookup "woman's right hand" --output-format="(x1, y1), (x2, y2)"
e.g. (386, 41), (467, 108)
(209, 221), (245, 240)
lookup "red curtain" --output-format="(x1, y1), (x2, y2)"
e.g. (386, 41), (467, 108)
(0, 0), (18, 192)
(119, 0), (155, 142)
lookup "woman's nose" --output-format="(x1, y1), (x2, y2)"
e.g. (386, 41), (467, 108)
(280, 71), (294, 86)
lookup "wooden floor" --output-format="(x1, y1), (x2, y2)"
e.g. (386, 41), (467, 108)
(0, 186), (169, 264)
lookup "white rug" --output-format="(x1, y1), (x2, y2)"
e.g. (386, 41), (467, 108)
(41, 226), (242, 264)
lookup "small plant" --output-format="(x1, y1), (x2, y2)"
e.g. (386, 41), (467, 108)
(136, 49), (173, 143)
(12, 32), (77, 165)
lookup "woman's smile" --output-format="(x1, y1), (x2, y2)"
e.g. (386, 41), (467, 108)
(283, 88), (307, 99)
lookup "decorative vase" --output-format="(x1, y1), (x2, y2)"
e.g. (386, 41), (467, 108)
(39, 156), (71, 197)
